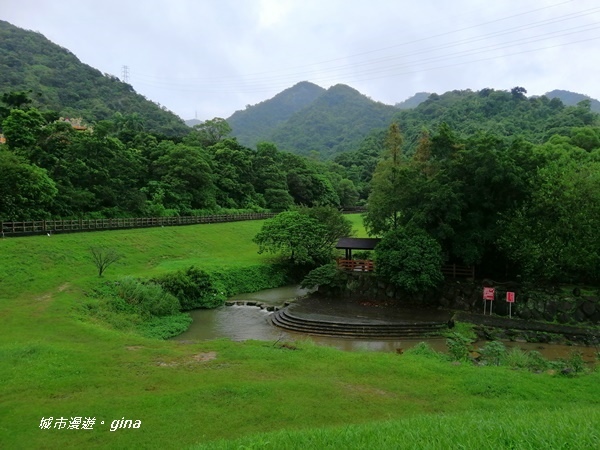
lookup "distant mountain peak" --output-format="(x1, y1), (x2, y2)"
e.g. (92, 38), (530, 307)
(227, 81), (325, 149)
(395, 92), (432, 109)
(544, 89), (600, 112)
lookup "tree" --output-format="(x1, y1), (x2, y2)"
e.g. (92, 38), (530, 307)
(364, 122), (407, 235)
(0, 150), (57, 220)
(184, 117), (232, 147)
(152, 142), (216, 213)
(253, 208), (351, 266)
(89, 247), (122, 277)
(2, 108), (46, 153)
(498, 157), (600, 282)
(374, 226), (444, 293)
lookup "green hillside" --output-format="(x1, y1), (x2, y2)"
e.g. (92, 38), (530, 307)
(391, 87), (599, 152)
(334, 87), (600, 205)
(0, 20), (189, 136)
(269, 84), (397, 158)
(228, 81), (325, 149)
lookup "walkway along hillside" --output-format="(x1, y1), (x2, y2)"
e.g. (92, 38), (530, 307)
(0, 213), (277, 237)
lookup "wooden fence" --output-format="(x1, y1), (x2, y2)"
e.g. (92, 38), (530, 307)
(441, 264), (475, 279)
(336, 259), (474, 279)
(0, 213), (277, 237)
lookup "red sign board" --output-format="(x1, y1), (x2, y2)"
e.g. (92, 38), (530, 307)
(506, 292), (515, 303)
(483, 287), (495, 300)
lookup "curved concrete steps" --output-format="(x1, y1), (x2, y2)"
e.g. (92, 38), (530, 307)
(270, 308), (448, 339)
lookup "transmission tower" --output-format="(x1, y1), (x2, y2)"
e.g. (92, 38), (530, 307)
(121, 65), (130, 83)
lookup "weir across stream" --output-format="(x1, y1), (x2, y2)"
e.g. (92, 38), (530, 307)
(173, 286), (599, 362)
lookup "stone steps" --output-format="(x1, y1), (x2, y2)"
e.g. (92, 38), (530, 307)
(270, 308), (448, 339)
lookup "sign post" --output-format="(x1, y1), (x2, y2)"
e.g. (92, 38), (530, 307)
(483, 287), (495, 315)
(506, 291), (515, 318)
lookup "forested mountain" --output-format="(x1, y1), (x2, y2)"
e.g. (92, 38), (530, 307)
(227, 81), (325, 149)
(334, 87), (600, 201)
(544, 89), (600, 112)
(268, 84), (397, 158)
(392, 87), (598, 151)
(0, 20), (189, 136)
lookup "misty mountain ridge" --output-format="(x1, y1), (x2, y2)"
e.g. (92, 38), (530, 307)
(543, 89), (600, 112)
(226, 81), (325, 149)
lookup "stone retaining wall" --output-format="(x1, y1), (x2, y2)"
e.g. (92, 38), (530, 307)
(440, 280), (600, 327)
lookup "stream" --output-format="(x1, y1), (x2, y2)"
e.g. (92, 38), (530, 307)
(173, 286), (599, 362)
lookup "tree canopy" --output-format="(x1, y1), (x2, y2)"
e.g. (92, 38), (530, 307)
(253, 208), (352, 267)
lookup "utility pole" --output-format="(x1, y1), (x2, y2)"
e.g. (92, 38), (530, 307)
(121, 65), (130, 83)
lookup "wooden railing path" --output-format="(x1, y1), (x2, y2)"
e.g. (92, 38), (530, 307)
(0, 213), (277, 237)
(441, 264), (475, 279)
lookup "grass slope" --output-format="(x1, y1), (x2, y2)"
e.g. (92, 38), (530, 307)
(1, 216), (599, 449)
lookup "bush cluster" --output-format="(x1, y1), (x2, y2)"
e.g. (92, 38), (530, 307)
(87, 264), (289, 338)
(152, 266), (222, 310)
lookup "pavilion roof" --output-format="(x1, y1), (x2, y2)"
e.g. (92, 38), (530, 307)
(335, 237), (381, 250)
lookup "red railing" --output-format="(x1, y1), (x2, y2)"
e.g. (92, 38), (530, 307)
(337, 259), (375, 272)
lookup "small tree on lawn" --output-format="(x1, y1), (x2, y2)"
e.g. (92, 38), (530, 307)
(90, 246), (122, 277)
(253, 208), (352, 267)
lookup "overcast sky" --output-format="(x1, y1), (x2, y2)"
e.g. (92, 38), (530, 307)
(3, 0), (600, 121)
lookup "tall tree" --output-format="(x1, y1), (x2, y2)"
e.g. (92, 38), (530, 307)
(364, 122), (406, 235)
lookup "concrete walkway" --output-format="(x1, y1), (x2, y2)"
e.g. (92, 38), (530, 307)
(287, 296), (453, 326)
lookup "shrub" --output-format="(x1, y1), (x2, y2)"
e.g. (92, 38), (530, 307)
(300, 263), (347, 293)
(446, 332), (473, 361)
(115, 277), (181, 317)
(479, 340), (506, 366)
(136, 313), (193, 339)
(504, 347), (530, 369)
(153, 266), (223, 310)
(153, 264), (289, 310)
(209, 264), (289, 298)
(86, 278), (188, 338)
(404, 342), (445, 360)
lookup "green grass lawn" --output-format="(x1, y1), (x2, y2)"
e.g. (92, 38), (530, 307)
(1, 216), (599, 449)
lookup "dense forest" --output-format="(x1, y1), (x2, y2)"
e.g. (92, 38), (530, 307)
(334, 87), (599, 199)
(0, 94), (361, 220)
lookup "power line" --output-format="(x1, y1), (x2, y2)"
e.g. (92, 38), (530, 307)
(132, 1), (595, 86)
(127, 2), (600, 96)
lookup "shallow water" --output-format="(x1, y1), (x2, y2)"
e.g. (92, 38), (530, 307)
(174, 286), (598, 361)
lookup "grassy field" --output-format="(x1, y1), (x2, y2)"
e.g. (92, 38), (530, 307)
(1, 215), (599, 449)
